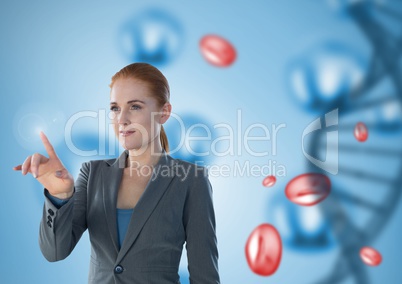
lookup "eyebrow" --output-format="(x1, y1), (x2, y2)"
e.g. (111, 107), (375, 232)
(110, 99), (146, 105)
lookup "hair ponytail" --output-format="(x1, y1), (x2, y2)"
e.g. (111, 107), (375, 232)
(160, 125), (169, 153)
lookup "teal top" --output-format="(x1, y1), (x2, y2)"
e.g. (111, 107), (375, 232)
(116, 208), (134, 249)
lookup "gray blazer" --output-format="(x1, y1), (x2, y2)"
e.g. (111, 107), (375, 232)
(39, 149), (220, 284)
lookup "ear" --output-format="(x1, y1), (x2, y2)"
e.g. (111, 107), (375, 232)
(160, 102), (172, 124)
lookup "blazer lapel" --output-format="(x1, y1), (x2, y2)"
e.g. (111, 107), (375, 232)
(115, 149), (177, 264)
(101, 149), (127, 254)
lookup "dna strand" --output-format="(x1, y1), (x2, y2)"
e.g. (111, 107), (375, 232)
(303, 1), (402, 283)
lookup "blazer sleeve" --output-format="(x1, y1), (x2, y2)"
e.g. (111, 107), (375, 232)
(183, 167), (220, 284)
(38, 161), (89, 262)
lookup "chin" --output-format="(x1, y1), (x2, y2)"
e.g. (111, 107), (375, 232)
(121, 142), (149, 152)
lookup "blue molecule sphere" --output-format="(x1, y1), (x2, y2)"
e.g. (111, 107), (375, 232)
(163, 113), (217, 166)
(266, 190), (335, 253)
(118, 7), (184, 67)
(285, 41), (366, 114)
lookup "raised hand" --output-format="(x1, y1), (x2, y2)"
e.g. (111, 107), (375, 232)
(13, 131), (74, 199)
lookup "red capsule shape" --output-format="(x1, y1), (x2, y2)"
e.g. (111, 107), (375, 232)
(285, 173), (331, 206)
(199, 35), (236, 67)
(360, 247), (382, 266)
(263, 175), (276, 187)
(354, 122), (368, 142)
(245, 223), (282, 276)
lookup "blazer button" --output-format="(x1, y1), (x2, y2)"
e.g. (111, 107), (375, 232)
(114, 265), (124, 274)
(47, 220), (52, 228)
(47, 216), (52, 222)
(48, 209), (54, 216)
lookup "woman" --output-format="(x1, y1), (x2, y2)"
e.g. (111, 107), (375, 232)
(13, 63), (220, 284)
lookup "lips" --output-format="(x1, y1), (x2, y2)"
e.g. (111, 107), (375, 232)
(120, 130), (136, 136)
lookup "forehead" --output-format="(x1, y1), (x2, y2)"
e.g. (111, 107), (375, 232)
(110, 78), (153, 102)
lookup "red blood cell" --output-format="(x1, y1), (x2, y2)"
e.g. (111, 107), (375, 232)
(245, 224), (282, 276)
(360, 246), (382, 266)
(285, 173), (331, 206)
(263, 175), (276, 187)
(354, 122), (368, 142)
(199, 35), (236, 67)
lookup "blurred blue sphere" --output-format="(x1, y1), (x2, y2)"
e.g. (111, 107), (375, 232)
(118, 7), (184, 67)
(267, 190), (335, 252)
(373, 101), (402, 134)
(164, 113), (218, 166)
(327, 0), (379, 17)
(68, 130), (120, 174)
(286, 41), (366, 114)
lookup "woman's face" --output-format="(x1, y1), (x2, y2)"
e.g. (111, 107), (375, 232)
(109, 78), (167, 152)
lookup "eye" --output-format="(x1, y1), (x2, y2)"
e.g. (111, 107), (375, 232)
(110, 106), (119, 112)
(131, 104), (141, 110)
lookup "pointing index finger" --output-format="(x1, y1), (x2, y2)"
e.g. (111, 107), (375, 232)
(39, 131), (57, 159)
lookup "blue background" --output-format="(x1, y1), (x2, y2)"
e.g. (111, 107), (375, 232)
(2, 0), (402, 283)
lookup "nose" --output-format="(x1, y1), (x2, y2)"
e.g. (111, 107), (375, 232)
(117, 109), (130, 126)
